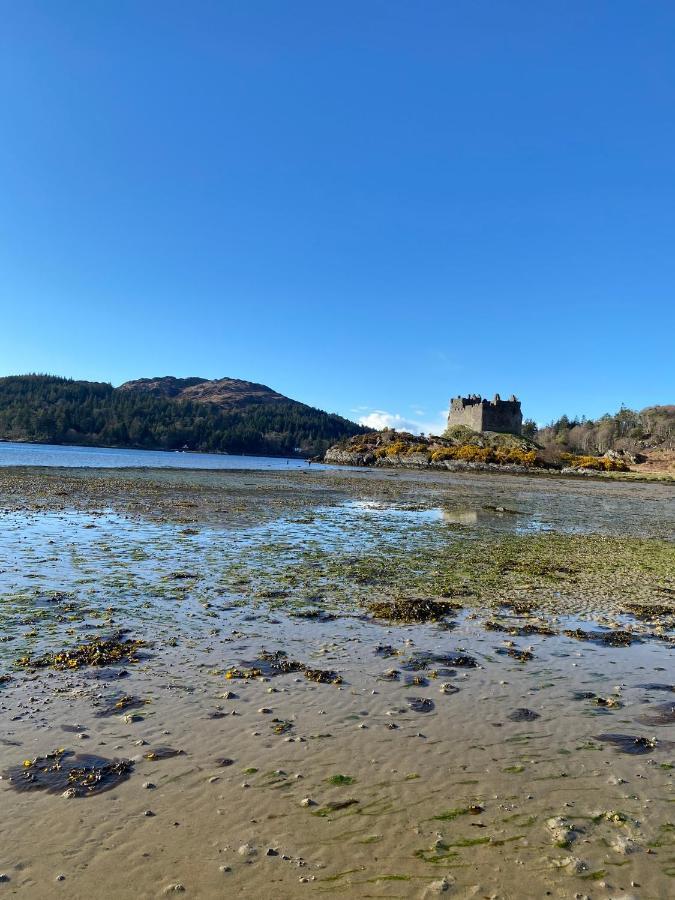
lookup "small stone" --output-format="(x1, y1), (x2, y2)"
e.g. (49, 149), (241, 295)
(258, 707), (273, 714)
(219, 866), (232, 873)
(144, 810), (155, 817)
(300, 798), (315, 807)
(0, 875), (10, 883)
(238, 843), (257, 857)
(266, 848), (279, 857)
(611, 835), (641, 855)
(61, 788), (77, 799)
(55, 874), (66, 882)
(426, 877), (453, 894)
(143, 782), (156, 790)
(163, 885), (185, 895)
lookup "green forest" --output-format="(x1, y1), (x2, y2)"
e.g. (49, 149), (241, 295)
(0, 375), (365, 457)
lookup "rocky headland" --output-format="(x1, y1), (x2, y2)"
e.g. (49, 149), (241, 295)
(324, 426), (638, 476)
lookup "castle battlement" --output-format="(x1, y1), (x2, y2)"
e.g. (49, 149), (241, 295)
(447, 393), (522, 434)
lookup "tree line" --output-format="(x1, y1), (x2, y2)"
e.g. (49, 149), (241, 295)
(535, 405), (674, 454)
(0, 375), (365, 457)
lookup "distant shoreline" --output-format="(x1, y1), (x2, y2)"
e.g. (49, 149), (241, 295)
(0, 437), (309, 461)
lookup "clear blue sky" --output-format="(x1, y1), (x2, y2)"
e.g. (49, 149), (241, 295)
(1, 1), (674, 432)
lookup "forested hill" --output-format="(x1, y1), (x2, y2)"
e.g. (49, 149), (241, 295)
(0, 375), (365, 457)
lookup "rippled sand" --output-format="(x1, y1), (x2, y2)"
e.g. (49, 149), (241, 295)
(0, 467), (673, 899)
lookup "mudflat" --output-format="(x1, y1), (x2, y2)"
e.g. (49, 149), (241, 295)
(0, 466), (673, 899)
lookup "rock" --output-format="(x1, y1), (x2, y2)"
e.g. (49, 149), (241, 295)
(423, 876), (454, 895)
(546, 817), (580, 847)
(551, 857), (588, 874)
(122, 713), (142, 724)
(611, 835), (641, 855)
(266, 848), (279, 857)
(143, 781), (156, 789)
(300, 798), (315, 807)
(163, 885), (185, 895)
(238, 843), (257, 857)
(0, 874), (10, 883)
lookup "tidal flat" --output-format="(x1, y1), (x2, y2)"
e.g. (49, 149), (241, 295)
(0, 466), (673, 899)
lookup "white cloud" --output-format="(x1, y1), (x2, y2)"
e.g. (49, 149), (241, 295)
(358, 408), (448, 436)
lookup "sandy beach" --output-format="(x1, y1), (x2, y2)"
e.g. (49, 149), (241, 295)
(0, 466), (673, 899)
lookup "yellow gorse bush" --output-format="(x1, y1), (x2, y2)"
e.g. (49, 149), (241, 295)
(430, 446), (536, 466)
(562, 454), (629, 472)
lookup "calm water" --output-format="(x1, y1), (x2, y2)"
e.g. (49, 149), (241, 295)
(0, 441), (327, 470)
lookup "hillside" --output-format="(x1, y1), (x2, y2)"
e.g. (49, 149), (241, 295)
(0, 374), (365, 457)
(118, 376), (288, 408)
(536, 405), (675, 474)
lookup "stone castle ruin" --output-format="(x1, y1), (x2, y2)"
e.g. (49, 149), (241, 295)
(447, 394), (523, 435)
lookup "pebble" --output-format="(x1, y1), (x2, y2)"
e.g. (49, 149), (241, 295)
(300, 798), (315, 807)
(258, 707), (273, 714)
(266, 848), (279, 856)
(143, 782), (156, 789)
(611, 835), (641, 855)
(122, 713), (142, 724)
(238, 844), (257, 857)
(163, 885), (185, 895)
(219, 866), (232, 873)
(0, 875), (9, 883)
(426, 877), (453, 894)
(143, 810), (155, 817)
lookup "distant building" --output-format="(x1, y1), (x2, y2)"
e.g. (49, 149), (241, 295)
(447, 394), (522, 434)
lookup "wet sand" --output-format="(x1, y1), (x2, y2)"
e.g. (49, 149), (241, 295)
(0, 467), (673, 899)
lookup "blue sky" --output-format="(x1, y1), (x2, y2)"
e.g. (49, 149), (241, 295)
(1, 1), (674, 433)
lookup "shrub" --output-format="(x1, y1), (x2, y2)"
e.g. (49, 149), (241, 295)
(431, 445), (537, 467)
(384, 440), (410, 457)
(561, 454), (630, 472)
(405, 443), (429, 455)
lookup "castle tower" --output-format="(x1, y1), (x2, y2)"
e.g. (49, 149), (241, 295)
(447, 394), (522, 434)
